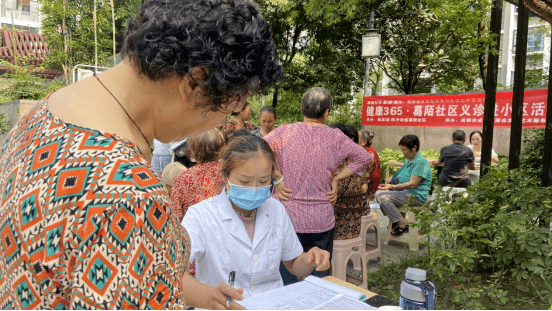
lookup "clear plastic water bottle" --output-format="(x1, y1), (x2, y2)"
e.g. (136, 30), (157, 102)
(399, 268), (436, 310)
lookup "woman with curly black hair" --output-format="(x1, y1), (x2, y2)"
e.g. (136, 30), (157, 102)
(0, 0), (282, 309)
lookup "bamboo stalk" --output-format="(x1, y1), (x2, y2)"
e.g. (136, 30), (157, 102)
(11, 12), (18, 69)
(93, 0), (98, 67)
(62, 0), (69, 82)
(110, 0), (116, 67)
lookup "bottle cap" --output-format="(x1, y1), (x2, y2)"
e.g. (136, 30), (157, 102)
(405, 267), (427, 281)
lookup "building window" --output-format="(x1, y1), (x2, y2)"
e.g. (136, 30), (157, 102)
(16, 0), (31, 11)
(510, 71), (514, 86)
(527, 27), (545, 52)
(512, 30), (516, 52)
(512, 27), (546, 53)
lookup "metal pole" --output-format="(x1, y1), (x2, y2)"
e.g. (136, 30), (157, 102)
(481, 0), (502, 176)
(369, 11), (375, 29)
(364, 59), (371, 97)
(542, 28), (552, 187)
(362, 11), (377, 130)
(509, 3), (529, 170)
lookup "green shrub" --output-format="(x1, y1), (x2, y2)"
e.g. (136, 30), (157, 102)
(378, 148), (405, 180)
(0, 112), (10, 134)
(0, 58), (64, 102)
(520, 129), (545, 183)
(417, 167), (552, 305)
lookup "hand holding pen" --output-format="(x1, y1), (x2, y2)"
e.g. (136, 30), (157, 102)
(209, 271), (245, 310)
(227, 271), (235, 308)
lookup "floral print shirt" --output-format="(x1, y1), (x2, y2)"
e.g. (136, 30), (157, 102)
(333, 159), (371, 240)
(170, 161), (225, 222)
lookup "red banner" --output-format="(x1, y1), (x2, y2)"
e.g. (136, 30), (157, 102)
(362, 89), (548, 128)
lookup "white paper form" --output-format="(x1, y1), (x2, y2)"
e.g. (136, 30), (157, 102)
(239, 281), (336, 310)
(304, 276), (367, 301)
(313, 294), (378, 310)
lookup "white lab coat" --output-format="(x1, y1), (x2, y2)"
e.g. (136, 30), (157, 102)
(182, 190), (303, 298)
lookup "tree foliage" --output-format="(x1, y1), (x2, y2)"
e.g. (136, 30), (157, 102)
(375, 0), (492, 94)
(256, 0), (372, 108)
(39, 0), (141, 73)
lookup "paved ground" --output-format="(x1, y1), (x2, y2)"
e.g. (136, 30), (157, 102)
(367, 207), (427, 272)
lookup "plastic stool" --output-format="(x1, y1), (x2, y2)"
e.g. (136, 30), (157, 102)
(361, 213), (381, 261)
(331, 236), (367, 289)
(351, 213), (381, 270)
(384, 210), (426, 251)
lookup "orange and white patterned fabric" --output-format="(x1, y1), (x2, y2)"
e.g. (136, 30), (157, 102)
(0, 98), (190, 309)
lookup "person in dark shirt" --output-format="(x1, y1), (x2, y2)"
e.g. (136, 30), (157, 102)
(432, 130), (475, 188)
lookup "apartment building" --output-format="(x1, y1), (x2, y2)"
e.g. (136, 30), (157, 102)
(499, 3), (551, 88)
(0, 0), (40, 34)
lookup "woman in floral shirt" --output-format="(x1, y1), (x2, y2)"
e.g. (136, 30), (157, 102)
(171, 129), (226, 221)
(331, 124), (371, 240)
(359, 130), (382, 199)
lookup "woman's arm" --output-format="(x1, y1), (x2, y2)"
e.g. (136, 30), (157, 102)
(379, 175), (422, 190)
(327, 167), (355, 204)
(337, 132), (372, 179)
(388, 161), (404, 167)
(282, 247), (331, 280)
(272, 169), (293, 201)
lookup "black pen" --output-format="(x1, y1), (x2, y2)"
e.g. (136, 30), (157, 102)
(226, 271), (235, 308)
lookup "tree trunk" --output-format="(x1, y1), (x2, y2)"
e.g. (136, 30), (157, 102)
(478, 21), (487, 90)
(272, 86), (279, 108)
(509, 2), (529, 170)
(481, 0), (503, 176)
(542, 28), (552, 188)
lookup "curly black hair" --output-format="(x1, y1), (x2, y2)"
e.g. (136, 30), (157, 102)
(122, 0), (283, 111)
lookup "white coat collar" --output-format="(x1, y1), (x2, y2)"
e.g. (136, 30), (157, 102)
(216, 189), (271, 249)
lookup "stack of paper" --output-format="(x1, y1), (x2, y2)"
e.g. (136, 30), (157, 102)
(239, 276), (377, 310)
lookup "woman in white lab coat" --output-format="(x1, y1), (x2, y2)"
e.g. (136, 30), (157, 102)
(182, 135), (331, 306)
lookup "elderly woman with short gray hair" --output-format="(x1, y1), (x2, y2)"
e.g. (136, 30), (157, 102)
(264, 87), (372, 284)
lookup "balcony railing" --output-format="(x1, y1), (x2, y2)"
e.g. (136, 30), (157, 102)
(1, 8), (39, 23)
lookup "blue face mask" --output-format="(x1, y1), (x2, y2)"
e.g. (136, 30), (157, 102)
(227, 181), (272, 210)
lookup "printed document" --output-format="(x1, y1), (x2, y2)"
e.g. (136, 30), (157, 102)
(239, 276), (377, 310)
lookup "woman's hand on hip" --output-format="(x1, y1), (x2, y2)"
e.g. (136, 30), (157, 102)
(327, 179), (339, 204)
(304, 247), (331, 272)
(208, 283), (246, 310)
(274, 181), (292, 201)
